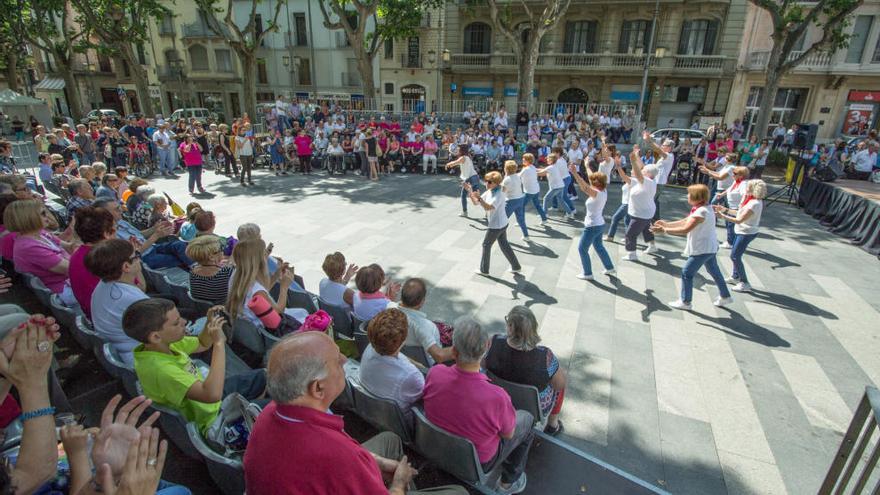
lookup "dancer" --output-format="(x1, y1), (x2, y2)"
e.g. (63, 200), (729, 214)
(548, 147), (576, 213)
(569, 163), (614, 279)
(712, 166), (750, 248)
(518, 153), (548, 226)
(622, 145), (658, 260)
(445, 146), (482, 217)
(537, 153), (575, 220)
(605, 155), (629, 242)
(642, 131), (675, 220)
(715, 179), (766, 292)
(651, 184), (732, 310)
(364, 129), (379, 181)
(697, 151), (736, 204)
(466, 171), (521, 276)
(501, 160), (529, 241)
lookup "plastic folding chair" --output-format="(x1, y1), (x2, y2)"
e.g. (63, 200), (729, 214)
(48, 294), (81, 333)
(401, 345), (431, 368)
(486, 370), (547, 430)
(349, 376), (413, 444)
(100, 343), (139, 397)
(73, 315), (104, 353)
(186, 422), (245, 495)
(141, 265), (172, 295)
(229, 318), (266, 357)
(149, 402), (202, 460)
(22, 273), (52, 308)
(317, 297), (353, 339)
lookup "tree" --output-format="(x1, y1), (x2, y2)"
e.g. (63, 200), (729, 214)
(194, 0), (285, 117)
(486, 0), (571, 111)
(70, 0), (169, 116)
(748, 0), (862, 138)
(17, 0), (88, 119)
(0, 0), (28, 93)
(317, 0), (440, 103)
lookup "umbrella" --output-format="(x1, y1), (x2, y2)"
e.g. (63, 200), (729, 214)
(163, 192), (185, 217)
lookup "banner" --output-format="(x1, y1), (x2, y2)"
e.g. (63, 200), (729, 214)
(841, 103), (876, 136)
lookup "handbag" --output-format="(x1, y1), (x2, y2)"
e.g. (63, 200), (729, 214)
(205, 393), (263, 456)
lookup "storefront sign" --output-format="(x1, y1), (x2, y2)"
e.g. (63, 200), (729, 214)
(847, 90), (880, 102)
(462, 87), (493, 97)
(503, 88), (538, 97)
(841, 103), (876, 136)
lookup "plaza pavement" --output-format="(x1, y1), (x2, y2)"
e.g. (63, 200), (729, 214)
(154, 166), (880, 495)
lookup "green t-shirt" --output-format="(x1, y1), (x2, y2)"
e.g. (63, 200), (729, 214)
(133, 336), (219, 434)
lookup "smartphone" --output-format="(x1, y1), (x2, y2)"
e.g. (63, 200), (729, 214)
(0, 268), (7, 278)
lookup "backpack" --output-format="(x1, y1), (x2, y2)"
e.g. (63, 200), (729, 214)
(205, 393), (263, 456)
(814, 165), (837, 183)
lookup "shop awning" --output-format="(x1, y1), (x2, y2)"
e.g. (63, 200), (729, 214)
(34, 77), (66, 91)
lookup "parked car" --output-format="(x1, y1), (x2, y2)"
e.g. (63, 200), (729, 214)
(650, 128), (705, 145)
(80, 109), (121, 125)
(169, 107), (214, 124)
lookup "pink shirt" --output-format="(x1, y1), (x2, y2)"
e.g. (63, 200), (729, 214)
(179, 142), (202, 166)
(13, 231), (69, 293)
(423, 140), (438, 155)
(69, 245), (99, 318)
(423, 365), (516, 463)
(294, 136), (312, 156)
(0, 227), (16, 261)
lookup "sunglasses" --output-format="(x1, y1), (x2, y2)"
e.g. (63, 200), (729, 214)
(127, 251), (142, 263)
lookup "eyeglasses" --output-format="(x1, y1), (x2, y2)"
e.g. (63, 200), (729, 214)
(127, 251), (142, 263)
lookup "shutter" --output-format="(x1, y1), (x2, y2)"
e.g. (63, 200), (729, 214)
(704, 20), (718, 55)
(564, 22), (574, 53)
(678, 21), (691, 54)
(586, 21), (597, 53)
(619, 23), (630, 53)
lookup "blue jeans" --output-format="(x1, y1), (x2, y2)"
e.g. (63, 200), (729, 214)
(143, 240), (194, 270)
(187, 165), (203, 192)
(551, 176), (575, 211)
(543, 187), (573, 214)
(505, 196), (528, 237)
(460, 174), (482, 213)
(607, 203), (630, 238)
(524, 192), (547, 221)
(725, 213), (736, 245)
(157, 149), (173, 174)
(157, 480), (192, 495)
(730, 233), (758, 284)
(680, 253), (731, 303)
(578, 225), (614, 276)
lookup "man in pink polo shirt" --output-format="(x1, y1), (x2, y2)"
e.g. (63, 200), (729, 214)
(244, 332), (467, 495)
(423, 318), (534, 494)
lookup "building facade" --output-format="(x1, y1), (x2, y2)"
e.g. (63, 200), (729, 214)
(725, 0), (880, 141)
(440, 0), (747, 127)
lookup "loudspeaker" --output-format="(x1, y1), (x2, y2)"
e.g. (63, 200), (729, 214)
(794, 123), (818, 149)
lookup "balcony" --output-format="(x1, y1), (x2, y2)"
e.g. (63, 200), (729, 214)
(401, 53), (422, 68)
(746, 50), (832, 71)
(156, 64), (184, 81)
(182, 21), (230, 39)
(448, 53), (729, 75)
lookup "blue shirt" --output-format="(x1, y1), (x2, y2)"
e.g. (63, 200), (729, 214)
(115, 219), (156, 257)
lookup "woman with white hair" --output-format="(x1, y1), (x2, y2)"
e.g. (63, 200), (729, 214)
(622, 145), (658, 261)
(129, 186), (158, 230)
(715, 179), (766, 293)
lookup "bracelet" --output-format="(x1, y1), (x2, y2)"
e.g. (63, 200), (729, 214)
(20, 407), (55, 422)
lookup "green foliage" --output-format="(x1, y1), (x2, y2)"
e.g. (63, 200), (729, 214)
(766, 149), (788, 169)
(71, 0), (171, 49)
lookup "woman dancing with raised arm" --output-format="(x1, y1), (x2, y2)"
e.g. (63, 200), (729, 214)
(569, 163), (615, 280)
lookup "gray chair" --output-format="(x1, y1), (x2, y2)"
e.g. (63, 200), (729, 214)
(160, 267), (190, 287)
(486, 371), (547, 430)
(186, 290), (216, 316)
(150, 402), (202, 460)
(401, 345), (431, 368)
(353, 321), (369, 358)
(100, 343), (139, 397)
(331, 359), (359, 413)
(23, 273), (52, 308)
(72, 314), (103, 352)
(287, 289), (318, 314)
(412, 408), (504, 490)
(257, 326), (281, 351)
(142, 265), (172, 295)
(229, 318), (266, 357)
(167, 280), (195, 311)
(48, 293), (81, 332)
(317, 297), (353, 339)
(349, 376), (413, 444)
(186, 422), (245, 495)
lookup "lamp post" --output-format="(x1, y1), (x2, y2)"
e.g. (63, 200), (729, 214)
(283, 55), (292, 97)
(170, 58), (187, 108)
(636, 0), (660, 133)
(440, 48), (450, 113)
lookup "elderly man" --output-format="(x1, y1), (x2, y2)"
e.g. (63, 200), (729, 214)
(152, 122), (176, 177)
(93, 197), (192, 270)
(642, 131), (676, 220)
(847, 141), (878, 180)
(244, 331), (466, 495)
(66, 178), (95, 217)
(423, 318), (534, 494)
(397, 278), (453, 366)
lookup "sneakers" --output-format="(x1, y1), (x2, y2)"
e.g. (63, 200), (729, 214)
(622, 251), (638, 261)
(540, 219), (548, 226)
(643, 242), (658, 254)
(576, 273), (594, 280)
(603, 268), (616, 276)
(497, 473), (527, 495)
(731, 282), (752, 293)
(714, 296), (734, 307)
(544, 420), (564, 437)
(521, 236), (531, 243)
(474, 269), (488, 276)
(669, 299), (693, 311)
(725, 276), (739, 284)
(508, 267), (522, 275)
(459, 211), (468, 217)
(604, 235), (613, 242)
(720, 241), (732, 249)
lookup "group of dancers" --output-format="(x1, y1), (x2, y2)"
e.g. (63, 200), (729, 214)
(445, 130), (767, 310)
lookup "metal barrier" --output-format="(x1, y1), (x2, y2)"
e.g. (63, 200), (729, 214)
(10, 141), (38, 174)
(819, 386), (880, 494)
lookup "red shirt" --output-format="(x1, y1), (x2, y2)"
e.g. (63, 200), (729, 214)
(423, 365), (515, 463)
(244, 403), (388, 495)
(69, 245), (99, 319)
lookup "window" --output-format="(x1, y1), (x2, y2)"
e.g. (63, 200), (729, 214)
(255, 14), (264, 46)
(846, 15), (874, 63)
(189, 45), (209, 71)
(384, 38), (394, 59)
(159, 13), (174, 35)
(661, 85), (706, 102)
(298, 58), (312, 85)
(137, 44), (147, 65)
(164, 49), (180, 65)
(744, 86), (806, 137)
(463, 22), (491, 54)
(98, 54), (112, 73)
(215, 49), (233, 72)
(256, 58), (268, 84)
(619, 20), (652, 54)
(407, 37), (420, 67)
(678, 20), (718, 55)
(294, 13), (308, 46)
(256, 92), (274, 102)
(564, 21), (598, 53)
(385, 83), (394, 95)
(873, 31), (880, 63)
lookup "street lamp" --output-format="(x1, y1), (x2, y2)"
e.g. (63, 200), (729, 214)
(170, 58), (188, 108)
(636, 0), (660, 133)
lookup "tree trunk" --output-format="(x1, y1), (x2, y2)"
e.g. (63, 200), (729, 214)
(518, 38), (541, 112)
(120, 45), (154, 116)
(57, 62), (85, 120)
(238, 52), (256, 120)
(356, 53), (376, 104)
(753, 40), (785, 139)
(5, 54), (19, 93)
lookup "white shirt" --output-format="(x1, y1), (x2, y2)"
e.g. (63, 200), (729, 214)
(482, 188), (508, 229)
(583, 190), (607, 227)
(598, 159), (614, 179)
(620, 181), (631, 204)
(235, 136), (253, 156)
(358, 345), (424, 418)
(610, 117), (622, 127)
(152, 129), (171, 149)
(398, 306), (441, 366)
(656, 152), (675, 186)
(91, 281), (148, 366)
(726, 180), (747, 210)
(717, 163), (735, 189)
(501, 174), (524, 200)
(519, 166), (540, 194)
(567, 148), (584, 168)
(853, 149), (877, 172)
(684, 206), (718, 256)
(627, 176), (657, 219)
(556, 156), (570, 179)
(545, 163), (565, 189)
(493, 115), (508, 128)
(319, 278), (350, 309)
(458, 156), (477, 180)
(735, 199), (763, 235)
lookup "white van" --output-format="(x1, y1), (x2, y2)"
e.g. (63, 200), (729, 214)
(169, 107), (213, 123)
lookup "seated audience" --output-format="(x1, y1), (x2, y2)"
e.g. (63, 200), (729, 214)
(123, 298), (266, 435)
(69, 206), (116, 318)
(6, 199), (77, 299)
(244, 331), (466, 495)
(352, 264), (400, 321)
(94, 198), (193, 270)
(66, 178), (95, 216)
(423, 318), (534, 494)
(186, 235), (233, 305)
(123, 178), (148, 212)
(358, 308), (424, 418)
(484, 305), (567, 436)
(0, 194), (18, 261)
(129, 185), (157, 230)
(178, 203), (203, 241)
(318, 251), (358, 309)
(96, 173), (121, 201)
(397, 278), (453, 366)
(85, 238), (148, 365)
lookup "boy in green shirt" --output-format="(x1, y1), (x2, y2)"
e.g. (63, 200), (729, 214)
(123, 298), (266, 434)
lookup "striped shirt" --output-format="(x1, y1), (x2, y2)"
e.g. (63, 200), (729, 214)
(188, 265), (234, 304)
